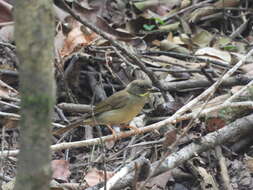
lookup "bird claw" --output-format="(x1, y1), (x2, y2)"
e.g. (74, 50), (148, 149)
(126, 125), (141, 135)
(106, 125), (118, 141)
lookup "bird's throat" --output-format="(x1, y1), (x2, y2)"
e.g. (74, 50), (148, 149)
(138, 92), (150, 97)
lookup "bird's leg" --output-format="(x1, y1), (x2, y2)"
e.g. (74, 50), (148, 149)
(125, 125), (141, 135)
(106, 125), (118, 141)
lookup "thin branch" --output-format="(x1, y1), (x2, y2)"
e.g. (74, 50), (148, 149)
(225, 80), (253, 103)
(163, 0), (214, 22)
(109, 113), (253, 189)
(1, 101), (253, 158)
(139, 48), (253, 188)
(1, 49), (252, 157)
(61, 1), (162, 89)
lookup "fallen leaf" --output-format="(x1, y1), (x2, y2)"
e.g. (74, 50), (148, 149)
(84, 168), (114, 187)
(206, 117), (226, 132)
(245, 156), (253, 173)
(163, 129), (177, 148)
(195, 47), (231, 63)
(60, 24), (97, 57)
(241, 63), (253, 77)
(192, 30), (213, 47)
(160, 39), (191, 54)
(140, 170), (172, 189)
(51, 160), (71, 182)
(0, 0), (13, 23)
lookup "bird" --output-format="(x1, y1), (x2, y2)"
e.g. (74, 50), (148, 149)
(53, 79), (158, 137)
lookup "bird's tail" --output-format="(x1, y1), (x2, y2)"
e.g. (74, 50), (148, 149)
(52, 118), (92, 136)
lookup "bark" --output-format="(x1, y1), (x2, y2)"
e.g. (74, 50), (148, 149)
(13, 0), (55, 190)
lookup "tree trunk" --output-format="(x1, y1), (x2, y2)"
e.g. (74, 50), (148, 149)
(13, 0), (55, 189)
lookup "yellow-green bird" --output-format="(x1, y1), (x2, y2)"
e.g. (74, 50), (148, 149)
(53, 80), (157, 136)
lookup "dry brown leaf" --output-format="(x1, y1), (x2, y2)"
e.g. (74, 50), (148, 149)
(0, 0), (12, 23)
(189, 6), (215, 23)
(192, 30), (213, 47)
(160, 39), (190, 54)
(189, 0), (240, 23)
(206, 117), (226, 132)
(195, 47), (231, 63)
(241, 63), (253, 77)
(73, 1), (141, 42)
(84, 168), (114, 187)
(96, 17), (134, 40)
(60, 25), (97, 57)
(72, 0), (103, 27)
(163, 129), (177, 148)
(2, 118), (18, 129)
(245, 156), (253, 173)
(140, 170), (172, 189)
(51, 160), (71, 182)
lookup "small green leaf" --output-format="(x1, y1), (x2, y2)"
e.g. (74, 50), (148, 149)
(223, 45), (238, 51)
(153, 17), (165, 25)
(143, 24), (156, 31)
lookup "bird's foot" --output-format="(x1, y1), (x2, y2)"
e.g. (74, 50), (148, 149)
(106, 125), (118, 141)
(126, 125), (141, 135)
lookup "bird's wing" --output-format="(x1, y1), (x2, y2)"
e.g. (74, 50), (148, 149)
(94, 90), (130, 114)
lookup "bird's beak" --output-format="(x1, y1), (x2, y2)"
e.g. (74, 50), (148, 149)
(149, 86), (160, 93)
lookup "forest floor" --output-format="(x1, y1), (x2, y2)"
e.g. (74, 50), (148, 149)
(1, 0), (253, 189)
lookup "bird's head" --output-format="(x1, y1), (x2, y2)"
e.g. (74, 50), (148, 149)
(126, 80), (158, 97)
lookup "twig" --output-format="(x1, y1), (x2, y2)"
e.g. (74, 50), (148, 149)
(151, 67), (215, 74)
(0, 42), (15, 49)
(215, 146), (233, 190)
(0, 79), (18, 94)
(61, 1), (162, 90)
(1, 50), (252, 157)
(0, 21), (14, 27)
(54, 105), (69, 124)
(0, 111), (65, 128)
(112, 46), (139, 70)
(57, 102), (93, 113)
(139, 48), (253, 188)
(186, 159), (219, 190)
(1, 101), (252, 158)
(0, 100), (19, 109)
(110, 113), (253, 189)
(225, 80), (253, 103)
(230, 13), (248, 39)
(163, 0), (214, 22)
(142, 51), (235, 69)
(99, 157), (150, 190)
(0, 111), (20, 118)
(176, 101), (253, 122)
(162, 76), (252, 92)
